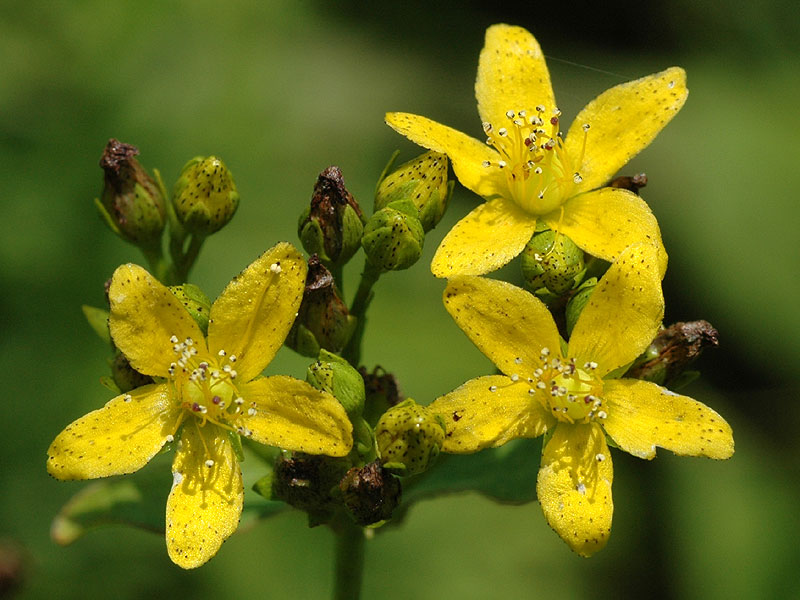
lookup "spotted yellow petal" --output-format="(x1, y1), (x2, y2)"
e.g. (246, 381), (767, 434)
(565, 67), (688, 193)
(385, 112), (505, 200)
(476, 24), (555, 129)
(431, 198), (536, 277)
(545, 187), (668, 277)
(537, 422), (613, 557)
(166, 421), (243, 569)
(430, 375), (554, 453)
(108, 264), (205, 377)
(568, 244), (663, 376)
(47, 383), (179, 480)
(602, 379), (734, 460)
(207, 243), (306, 381)
(238, 376), (353, 457)
(443, 276), (562, 376)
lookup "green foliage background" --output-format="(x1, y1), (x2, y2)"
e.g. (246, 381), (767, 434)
(1, 1), (798, 597)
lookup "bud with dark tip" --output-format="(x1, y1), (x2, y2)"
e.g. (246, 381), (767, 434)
(339, 461), (402, 526)
(286, 256), (356, 357)
(376, 399), (445, 476)
(520, 230), (585, 295)
(610, 172), (648, 195)
(96, 139), (166, 247)
(375, 151), (452, 232)
(359, 366), (403, 428)
(169, 283), (211, 335)
(172, 156), (239, 236)
(361, 200), (425, 272)
(298, 167), (365, 268)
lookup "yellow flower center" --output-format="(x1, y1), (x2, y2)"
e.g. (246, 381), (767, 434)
(505, 347), (605, 425)
(167, 336), (256, 441)
(482, 107), (587, 215)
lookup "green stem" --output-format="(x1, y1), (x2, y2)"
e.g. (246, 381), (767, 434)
(342, 261), (382, 366)
(140, 244), (175, 285)
(332, 516), (365, 600)
(174, 234), (205, 283)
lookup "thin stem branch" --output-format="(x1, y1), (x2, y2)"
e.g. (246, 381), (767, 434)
(342, 261), (382, 366)
(332, 516), (365, 600)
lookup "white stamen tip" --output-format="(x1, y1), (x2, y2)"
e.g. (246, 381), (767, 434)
(123, 394), (132, 403)
(166, 435), (174, 443)
(270, 263), (282, 274)
(205, 459), (215, 467)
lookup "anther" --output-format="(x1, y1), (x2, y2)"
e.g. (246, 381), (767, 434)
(212, 396), (222, 404)
(536, 381), (546, 390)
(170, 335), (179, 343)
(535, 105), (545, 113)
(218, 349), (226, 357)
(505, 110), (515, 119)
(482, 160), (491, 168)
(234, 397), (244, 405)
(582, 123), (591, 131)
(498, 128), (508, 137)
(247, 407), (257, 416)
(498, 160), (507, 168)
(489, 386), (498, 392)
(205, 459), (215, 467)
(597, 411), (608, 419)
(270, 263), (282, 274)
(573, 173), (583, 184)
(123, 394), (132, 403)
(166, 435), (174, 443)
(482, 122), (493, 133)
(510, 374), (520, 382)
(514, 357), (523, 364)
(595, 453), (606, 462)
(229, 355), (236, 363)
(541, 347), (550, 357)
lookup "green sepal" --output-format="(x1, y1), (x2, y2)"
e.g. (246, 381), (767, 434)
(361, 201), (425, 272)
(99, 376), (121, 394)
(565, 278), (598, 337)
(520, 229), (585, 295)
(306, 349), (366, 418)
(668, 370), (700, 390)
(168, 283), (211, 335)
(172, 156), (239, 236)
(82, 305), (111, 343)
(252, 473), (276, 501)
(375, 399), (445, 477)
(228, 430), (245, 463)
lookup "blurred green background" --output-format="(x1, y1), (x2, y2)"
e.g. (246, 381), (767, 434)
(2, 1), (798, 598)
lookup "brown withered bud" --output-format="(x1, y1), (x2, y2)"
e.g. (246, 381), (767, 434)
(610, 172), (648, 195)
(627, 320), (719, 387)
(272, 454), (350, 524)
(97, 139), (165, 246)
(339, 461), (402, 526)
(285, 255), (357, 357)
(298, 167), (365, 267)
(110, 351), (153, 393)
(359, 366), (403, 427)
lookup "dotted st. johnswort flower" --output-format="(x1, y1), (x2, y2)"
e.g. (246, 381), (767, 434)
(47, 243), (353, 568)
(386, 24), (687, 278)
(429, 244), (733, 556)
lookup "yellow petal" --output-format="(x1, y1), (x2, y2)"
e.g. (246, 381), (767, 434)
(431, 198), (536, 277)
(537, 423), (613, 557)
(602, 379), (734, 460)
(238, 376), (353, 457)
(443, 276), (562, 376)
(429, 375), (554, 453)
(385, 112), (506, 200)
(565, 67), (688, 193)
(166, 421), (244, 569)
(207, 243), (306, 381)
(47, 383), (179, 480)
(568, 244), (664, 376)
(546, 187), (668, 277)
(475, 24), (555, 129)
(108, 264), (205, 377)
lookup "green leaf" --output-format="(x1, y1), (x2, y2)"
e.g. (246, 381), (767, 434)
(389, 437), (541, 525)
(82, 305), (110, 343)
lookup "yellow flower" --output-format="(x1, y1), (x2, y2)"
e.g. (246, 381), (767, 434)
(47, 243), (353, 568)
(429, 244), (733, 556)
(386, 24), (687, 278)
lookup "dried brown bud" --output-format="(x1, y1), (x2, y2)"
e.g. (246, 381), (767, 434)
(359, 366), (403, 427)
(627, 320), (719, 386)
(272, 454), (349, 525)
(339, 461), (402, 526)
(610, 172), (648, 195)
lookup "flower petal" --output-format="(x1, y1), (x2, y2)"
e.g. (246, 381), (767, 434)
(546, 187), (668, 277)
(238, 376), (353, 457)
(565, 67), (688, 193)
(537, 422), (613, 557)
(108, 264), (205, 377)
(568, 244), (664, 376)
(47, 383), (178, 480)
(385, 112), (506, 200)
(207, 243), (306, 381)
(429, 375), (554, 453)
(443, 276), (562, 376)
(431, 198), (537, 277)
(602, 379), (734, 460)
(166, 421), (244, 569)
(475, 24), (555, 130)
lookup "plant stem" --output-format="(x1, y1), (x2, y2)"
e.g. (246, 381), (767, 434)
(332, 516), (366, 600)
(342, 261), (382, 365)
(174, 233), (205, 283)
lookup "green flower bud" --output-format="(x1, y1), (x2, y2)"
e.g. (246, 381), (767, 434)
(307, 350), (365, 419)
(361, 200), (424, 272)
(298, 167), (365, 268)
(565, 278), (597, 337)
(339, 461), (402, 526)
(376, 399), (445, 476)
(375, 151), (452, 232)
(286, 255), (357, 357)
(172, 156), (239, 236)
(96, 139), (166, 247)
(520, 230), (585, 295)
(168, 283), (211, 335)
